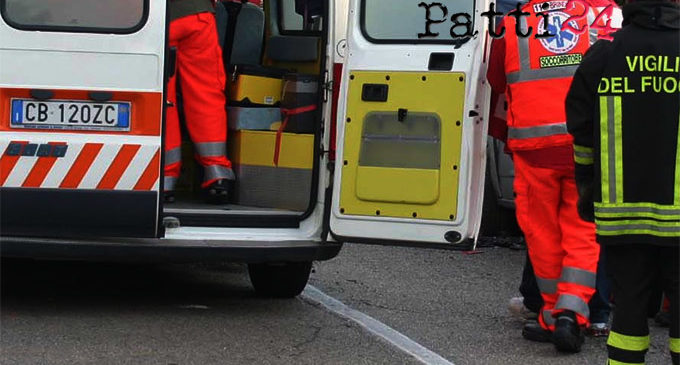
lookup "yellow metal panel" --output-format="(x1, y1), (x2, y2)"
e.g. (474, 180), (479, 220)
(356, 166), (440, 205)
(339, 71), (465, 220)
(228, 75), (283, 105)
(228, 130), (313, 169)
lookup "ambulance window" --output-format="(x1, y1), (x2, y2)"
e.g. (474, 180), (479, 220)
(359, 112), (441, 169)
(361, 0), (474, 43)
(1, 0), (147, 33)
(278, 0), (323, 33)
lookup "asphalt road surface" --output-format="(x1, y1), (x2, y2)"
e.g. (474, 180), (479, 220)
(1, 241), (672, 365)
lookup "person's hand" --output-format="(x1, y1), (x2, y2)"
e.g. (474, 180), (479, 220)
(577, 184), (595, 222)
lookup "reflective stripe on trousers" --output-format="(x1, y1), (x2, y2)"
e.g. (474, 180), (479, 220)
(606, 331), (649, 365)
(164, 176), (178, 192)
(194, 142), (226, 158)
(203, 164), (235, 184)
(555, 293), (590, 320)
(165, 147), (182, 166)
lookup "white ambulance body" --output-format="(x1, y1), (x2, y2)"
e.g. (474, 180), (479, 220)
(0, 0), (491, 296)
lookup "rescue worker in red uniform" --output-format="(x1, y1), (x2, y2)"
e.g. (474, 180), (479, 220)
(487, 0), (620, 352)
(165, 0), (234, 203)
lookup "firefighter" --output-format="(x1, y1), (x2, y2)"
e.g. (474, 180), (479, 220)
(165, 0), (235, 204)
(566, 0), (680, 362)
(487, 0), (620, 353)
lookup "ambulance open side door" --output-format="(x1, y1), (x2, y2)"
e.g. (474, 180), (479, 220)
(0, 0), (166, 238)
(329, 0), (491, 247)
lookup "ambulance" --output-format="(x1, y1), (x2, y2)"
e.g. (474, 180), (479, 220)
(0, 0), (492, 297)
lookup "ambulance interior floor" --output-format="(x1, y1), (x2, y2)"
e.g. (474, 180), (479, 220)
(164, 195), (302, 216)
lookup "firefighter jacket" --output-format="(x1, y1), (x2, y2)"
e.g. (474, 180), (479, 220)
(169, 0), (215, 22)
(498, 0), (610, 152)
(566, 1), (680, 246)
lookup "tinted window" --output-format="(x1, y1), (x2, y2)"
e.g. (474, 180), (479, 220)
(1, 0), (147, 33)
(279, 0), (322, 33)
(362, 0), (475, 42)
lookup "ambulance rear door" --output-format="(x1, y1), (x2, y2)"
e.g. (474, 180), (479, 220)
(329, 0), (491, 247)
(0, 0), (166, 238)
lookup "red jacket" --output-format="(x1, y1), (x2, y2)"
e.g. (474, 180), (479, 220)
(487, 0), (621, 166)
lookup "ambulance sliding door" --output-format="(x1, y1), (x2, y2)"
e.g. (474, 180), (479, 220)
(0, 0), (166, 238)
(330, 0), (491, 246)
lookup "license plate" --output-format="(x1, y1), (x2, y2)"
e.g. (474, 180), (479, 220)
(10, 99), (131, 131)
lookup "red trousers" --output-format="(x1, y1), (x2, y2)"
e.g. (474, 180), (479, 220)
(165, 12), (233, 191)
(513, 154), (599, 330)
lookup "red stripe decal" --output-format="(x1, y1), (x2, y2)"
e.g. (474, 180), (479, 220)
(0, 141), (28, 186)
(97, 144), (141, 190)
(60, 143), (103, 188)
(22, 142), (67, 188)
(134, 149), (160, 191)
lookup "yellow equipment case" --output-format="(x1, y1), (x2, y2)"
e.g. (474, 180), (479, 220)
(228, 65), (287, 106)
(228, 130), (314, 211)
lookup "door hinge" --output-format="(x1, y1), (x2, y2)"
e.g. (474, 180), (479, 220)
(322, 70), (332, 103)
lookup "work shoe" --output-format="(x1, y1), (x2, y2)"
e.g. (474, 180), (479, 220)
(522, 320), (553, 343)
(553, 310), (585, 353)
(587, 322), (610, 337)
(509, 296), (539, 321)
(164, 191), (175, 203)
(204, 179), (232, 204)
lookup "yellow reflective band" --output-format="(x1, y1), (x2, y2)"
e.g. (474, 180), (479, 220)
(574, 144), (595, 165)
(596, 219), (680, 237)
(574, 144), (594, 154)
(671, 337), (680, 354)
(595, 202), (680, 210)
(614, 97), (624, 203)
(595, 203), (680, 221)
(597, 219), (680, 227)
(595, 211), (680, 221)
(607, 331), (650, 352)
(607, 360), (644, 365)
(575, 155), (594, 165)
(598, 229), (680, 237)
(600, 96), (610, 203)
(675, 113), (680, 205)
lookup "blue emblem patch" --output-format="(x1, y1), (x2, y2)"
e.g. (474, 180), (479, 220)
(538, 11), (580, 54)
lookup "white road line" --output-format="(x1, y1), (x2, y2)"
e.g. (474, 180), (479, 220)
(301, 285), (455, 365)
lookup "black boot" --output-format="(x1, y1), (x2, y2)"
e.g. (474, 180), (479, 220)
(204, 179), (232, 204)
(164, 191), (175, 203)
(553, 310), (585, 353)
(522, 320), (553, 343)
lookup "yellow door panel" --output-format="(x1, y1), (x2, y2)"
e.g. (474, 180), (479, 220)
(356, 166), (440, 205)
(339, 71), (465, 221)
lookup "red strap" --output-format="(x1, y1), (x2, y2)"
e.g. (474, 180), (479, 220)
(273, 105), (317, 166)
